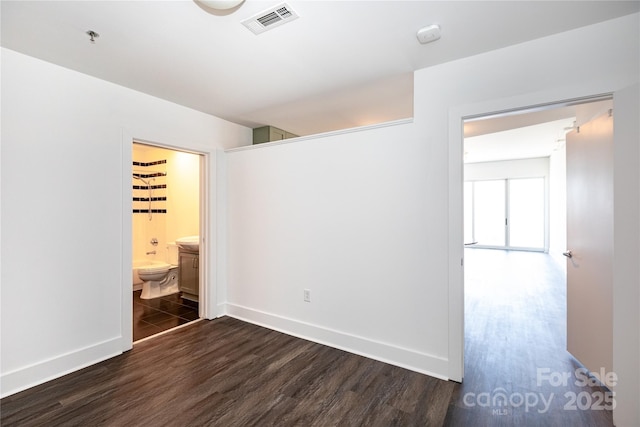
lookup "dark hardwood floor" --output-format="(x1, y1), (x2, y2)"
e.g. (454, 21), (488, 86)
(0, 317), (454, 426)
(1, 250), (613, 426)
(443, 249), (613, 426)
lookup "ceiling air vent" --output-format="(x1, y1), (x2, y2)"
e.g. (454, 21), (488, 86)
(242, 3), (299, 35)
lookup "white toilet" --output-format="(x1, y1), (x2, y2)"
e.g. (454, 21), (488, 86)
(138, 263), (179, 299)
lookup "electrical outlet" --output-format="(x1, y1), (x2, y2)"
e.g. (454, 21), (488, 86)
(303, 289), (311, 302)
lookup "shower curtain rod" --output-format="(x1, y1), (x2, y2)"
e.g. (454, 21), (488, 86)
(132, 174), (154, 221)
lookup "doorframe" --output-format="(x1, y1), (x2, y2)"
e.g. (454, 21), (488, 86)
(120, 130), (220, 351)
(447, 91), (614, 382)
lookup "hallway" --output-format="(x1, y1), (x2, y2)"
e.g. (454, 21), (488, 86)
(444, 249), (613, 426)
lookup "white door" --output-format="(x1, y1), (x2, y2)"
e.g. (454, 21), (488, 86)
(565, 110), (613, 377)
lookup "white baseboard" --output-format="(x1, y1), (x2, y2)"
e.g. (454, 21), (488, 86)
(224, 303), (449, 381)
(1, 308), (450, 398)
(1, 337), (123, 398)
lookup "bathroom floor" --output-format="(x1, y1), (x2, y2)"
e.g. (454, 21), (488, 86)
(133, 290), (199, 342)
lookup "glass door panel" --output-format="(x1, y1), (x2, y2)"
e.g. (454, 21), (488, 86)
(509, 178), (545, 248)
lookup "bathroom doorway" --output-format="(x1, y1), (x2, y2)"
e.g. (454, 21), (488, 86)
(131, 142), (204, 342)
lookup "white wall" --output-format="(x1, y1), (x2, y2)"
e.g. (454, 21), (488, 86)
(226, 120), (449, 376)
(165, 150), (201, 245)
(612, 83), (640, 427)
(226, 13), (639, 425)
(0, 48), (251, 397)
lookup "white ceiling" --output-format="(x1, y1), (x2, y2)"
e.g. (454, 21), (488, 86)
(463, 98), (614, 164)
(464, 118), (574, 164)
(2, 1), (638, 136)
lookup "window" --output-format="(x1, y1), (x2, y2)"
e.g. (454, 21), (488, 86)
(465, 178), (546, 250)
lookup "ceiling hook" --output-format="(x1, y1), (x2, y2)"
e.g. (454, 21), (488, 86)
(86, 30), (99, 44)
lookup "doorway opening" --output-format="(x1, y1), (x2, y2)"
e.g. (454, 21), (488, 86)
(132, 142), (205, 342)
(455, 96), (615, 422)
